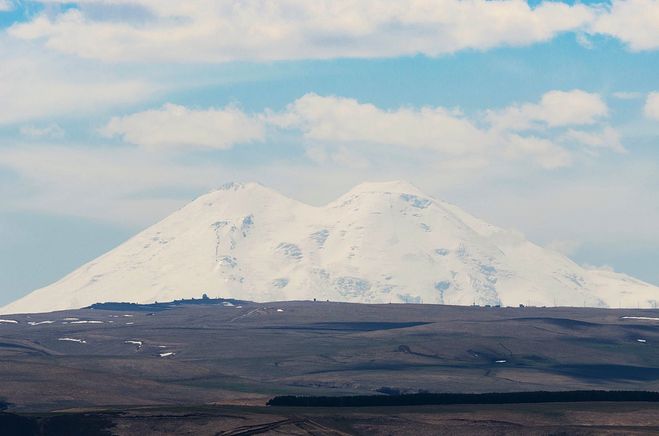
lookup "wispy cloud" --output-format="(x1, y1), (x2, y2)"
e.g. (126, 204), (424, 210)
(101, 103), (265, 150)
(6, 0), (595, 62)
(502, 134), (572, 169)
(20, 123), (65, 139)
(612, 91), (644, 100)
(0, 39), (154, 125)
(486, 90), (609, 131)
(0, 145), (229, 225)
(563, 127), (626, 154)
(644, 92), (659, 120)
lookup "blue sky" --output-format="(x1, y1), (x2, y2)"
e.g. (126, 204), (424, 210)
(0, 0), (658, 305)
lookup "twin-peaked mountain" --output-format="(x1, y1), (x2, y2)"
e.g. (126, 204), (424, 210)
(3, 181), (657, 314)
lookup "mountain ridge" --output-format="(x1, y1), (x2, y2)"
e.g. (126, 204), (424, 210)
(2, 180), (658, 314)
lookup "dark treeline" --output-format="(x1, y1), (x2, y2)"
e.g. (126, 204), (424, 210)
(0, 412), (115, 436)
(268, 390), (659, 407)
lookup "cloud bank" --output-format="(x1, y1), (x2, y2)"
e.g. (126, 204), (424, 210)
(7, 0), (659, 63)
(100, 90), (619, 170)
(268, 94), (489, 155)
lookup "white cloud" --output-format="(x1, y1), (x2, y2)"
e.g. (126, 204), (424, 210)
(0, 38), (154, 125)
(5, 0), (659, 64)
(575, 32), (594, 49)
(486, 90), (609, 131)
(275, 93), (589, 169)
(612, 91), (643, 100)
(563, 127), (626, 154)
(503, 134), (572, 169)
(590, 0), (659, 51)
(270, 93), (490, 155)
(8, 0), (596, 62)
(0, 0), (13, 12)
(20, 123), (65, 139)
(644, 92), (659, 120)
(99, 90), (622, 170)
(101, 103), (265, 150)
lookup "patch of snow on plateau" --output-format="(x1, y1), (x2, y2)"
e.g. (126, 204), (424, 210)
(125, 340), (143, 346)
(621, 316), (659, 321)
(58, 337), (86, 344)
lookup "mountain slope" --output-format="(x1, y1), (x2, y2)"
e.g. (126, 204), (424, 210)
(3, 181), (658, 314)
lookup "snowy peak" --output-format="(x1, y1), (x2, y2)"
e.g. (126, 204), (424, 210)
(182, 181), (305, 222)
(207, 181), (283, 197)
(333, 180), (432, 207)
(343, 180), (427, 196)
(2, 181), (658, 314)
(198, 181), (289, 204)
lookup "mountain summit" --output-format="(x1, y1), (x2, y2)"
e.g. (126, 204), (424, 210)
(3, 181), (657, 314)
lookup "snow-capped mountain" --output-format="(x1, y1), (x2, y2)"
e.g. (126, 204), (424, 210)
(3, 181), (658, 314)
